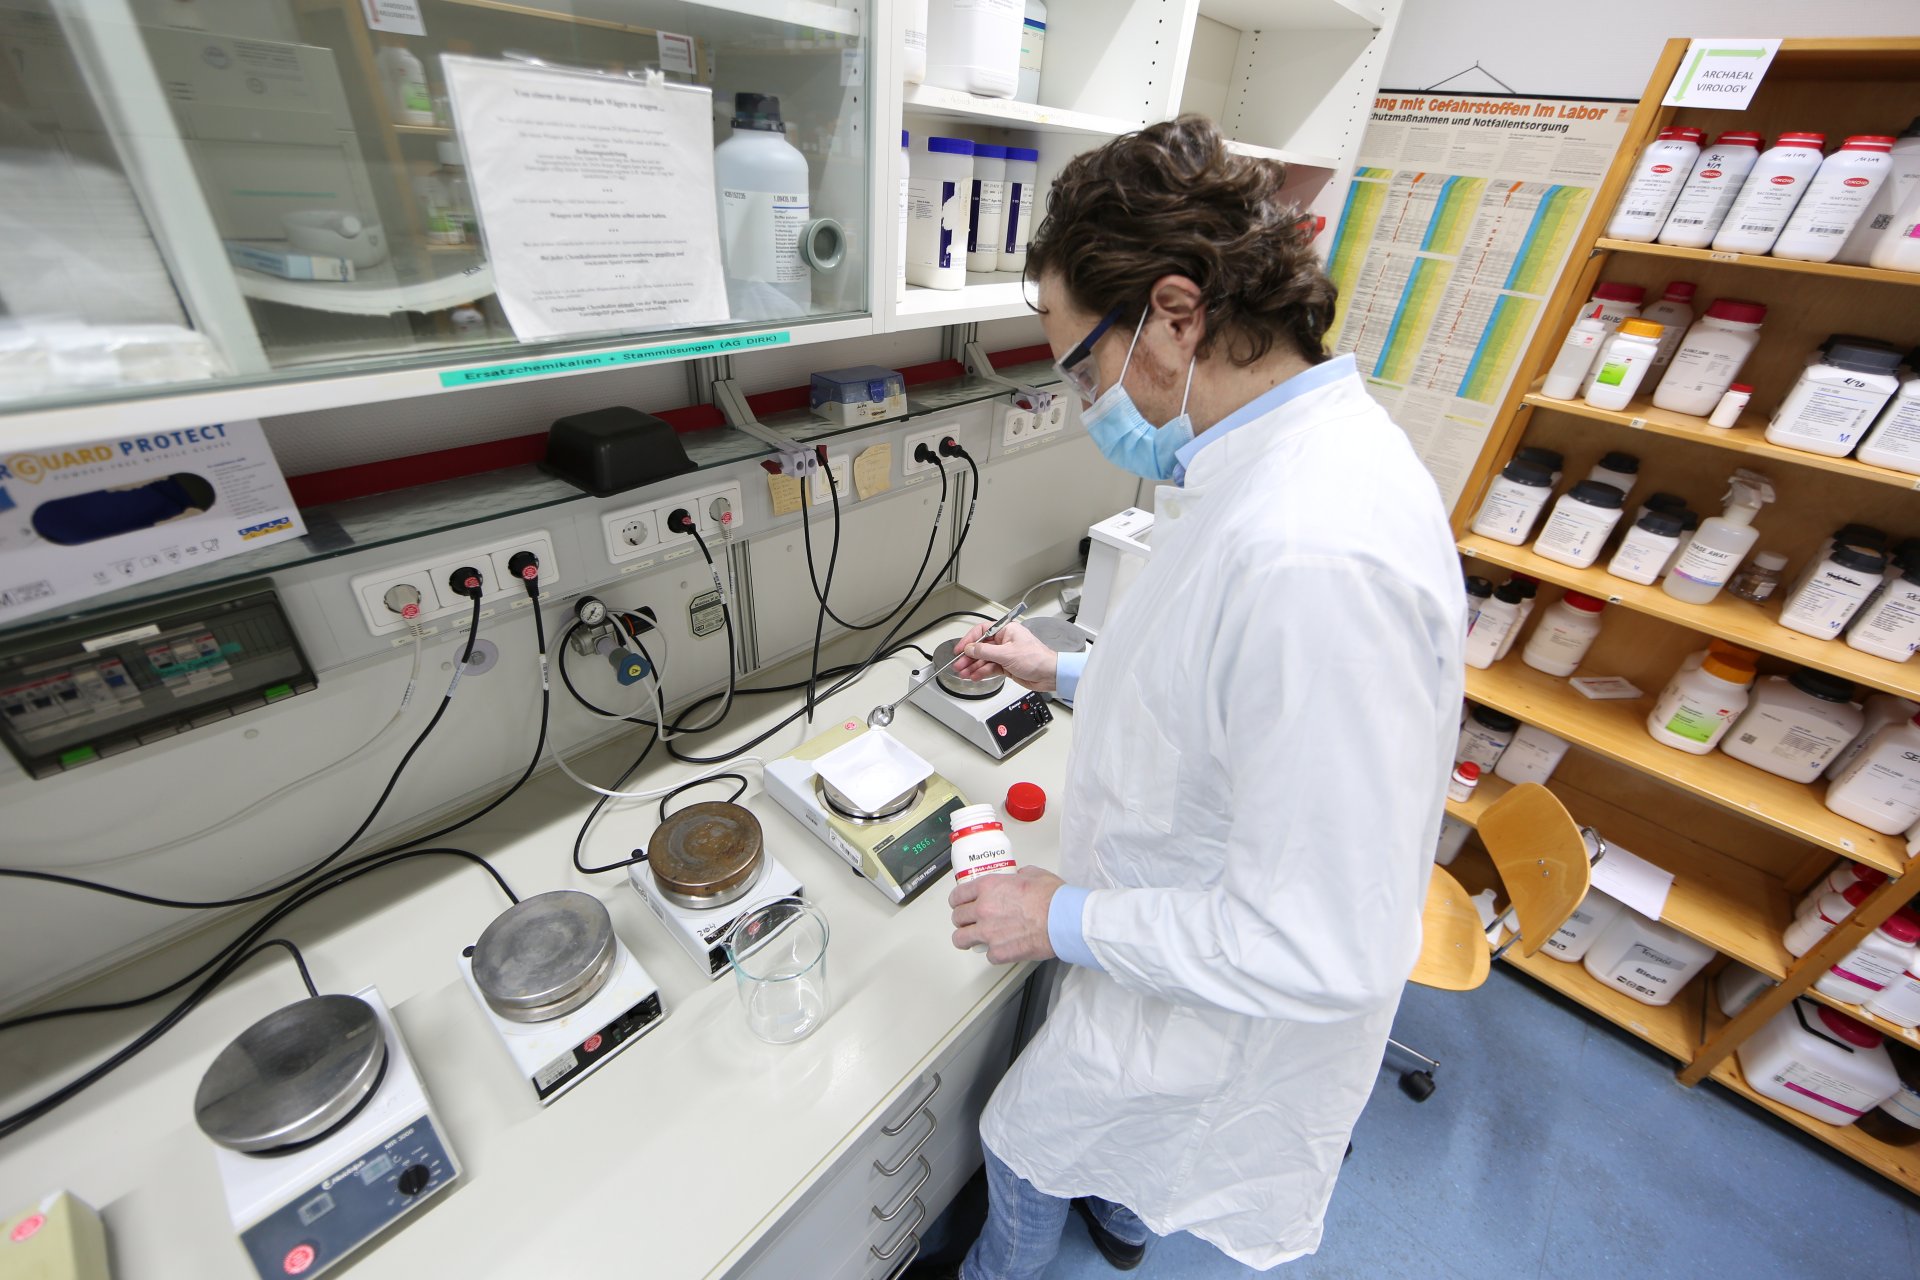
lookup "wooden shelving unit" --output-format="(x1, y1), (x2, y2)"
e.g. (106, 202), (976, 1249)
(1803, 988), (1920, 1054)
(1447, 36), (1920, 1195)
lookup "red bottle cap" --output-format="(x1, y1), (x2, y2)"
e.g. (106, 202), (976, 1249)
(1816, 1005), (1883, 1049)
(1880, 910), (1920, 944)
(1775, 132), (1827, 147)
(1841, 135), (1898, 150)
(1713, 131), (1764, 147)
(1005, 783), (1047, 822)
(1593, 282), (1645, 304)
(1662, 281), (1697, 301)
(1729, 383), (1754, 393)
(1706, 299), (1767, 325)
(1453, 761), (1482, 782)
(1850, 863), (1890, 887)
(1562, 592), (1607, 613)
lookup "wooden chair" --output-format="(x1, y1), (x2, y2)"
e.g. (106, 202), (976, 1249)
(1388, 783), (1600, 1100)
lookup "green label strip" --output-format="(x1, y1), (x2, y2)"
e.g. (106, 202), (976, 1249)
(439, 331), (792, 387)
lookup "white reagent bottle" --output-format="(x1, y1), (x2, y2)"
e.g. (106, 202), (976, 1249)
(1712, 132), (1828, 255)
(1539, 302), (1609, 399)
(1837, 117), (1920, 265)
(1649, 299), (1767, 417)
(1765, 338), (1904, 457)
(1581, 320), (1663, 411)
(1856, 368), (1920, 474)
(714, 93), (811, 320)
(1658, 131), (1765, 247)
(1639, 281), (1696, 376)
(1663, 468), (1776, 605)
(1826, 711), (1920, 835)
(1774, 135), (1899, 263)
(1604, 127), (1705, 241)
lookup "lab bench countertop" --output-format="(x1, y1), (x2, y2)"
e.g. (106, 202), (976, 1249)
(0, 622), (1075, 1280)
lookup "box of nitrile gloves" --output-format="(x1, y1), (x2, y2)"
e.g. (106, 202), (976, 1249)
(0, 418), (305, 622)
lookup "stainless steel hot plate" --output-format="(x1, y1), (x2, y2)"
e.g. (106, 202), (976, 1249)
(648, 801), (765, 910)
(194, 994), (387, 1154)
(470, 890), (617, 1024)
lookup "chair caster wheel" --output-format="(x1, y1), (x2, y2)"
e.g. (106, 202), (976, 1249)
(1400, 1070), (1436, 1102)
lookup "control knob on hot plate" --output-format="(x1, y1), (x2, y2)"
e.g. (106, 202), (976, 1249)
(396, 1165), (431, 1196)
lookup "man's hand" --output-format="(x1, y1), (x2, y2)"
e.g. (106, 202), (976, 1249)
(950, 866), (1066, 964)
(949, 619), (1058, 691)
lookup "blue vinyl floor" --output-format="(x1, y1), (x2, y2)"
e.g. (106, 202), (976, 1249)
(970, 966), (1920, 1278)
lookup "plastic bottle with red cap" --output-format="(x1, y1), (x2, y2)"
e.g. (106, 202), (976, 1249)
(1738, 999), (1900, 1125)
(1795, 860), (1888, 916)
(1650, 299), (1768, 417)
(1818, 909), (1920, 1006)
(1712, 132), (1828, 254)
(1783, 880), (1875, 957)
(950, 803), (1019, 886)
(1520, 592), (1607, 677)
(1446, 761), (1480, 804)
(1605, 126), (1706, 241)
(1773, 135), (1901, 262)
(1658, 130), (1766, 247)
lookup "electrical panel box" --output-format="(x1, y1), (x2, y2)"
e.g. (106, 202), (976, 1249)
(0, 582), (316, 779)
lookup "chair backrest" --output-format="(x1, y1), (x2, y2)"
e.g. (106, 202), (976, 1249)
(1410, 865), (1492, 991)
(1476, 782), (1591, 959)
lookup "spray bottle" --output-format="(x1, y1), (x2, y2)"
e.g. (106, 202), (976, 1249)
(1663, 469), (1777, 605)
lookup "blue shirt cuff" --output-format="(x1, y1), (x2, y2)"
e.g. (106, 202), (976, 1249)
(1055, 649), (1087, 701)
(1048, 884), (1102, 970)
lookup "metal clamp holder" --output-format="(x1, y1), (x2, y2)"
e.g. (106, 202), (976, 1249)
(714, 377), (820, 478)
(882, 1072), (943, 1136)
(962, 339), (1056, 414)
(871, 1198), (927, 1262)
(874, 1156), (933, 1222)
(874, 1110), (937, 1177)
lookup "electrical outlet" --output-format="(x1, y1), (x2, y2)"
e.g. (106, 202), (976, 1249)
(809, 455), (851, 506)
(903, 429), (946, 477)
(488, 532), (558, 597)
(1001, 405), (1038, 447)
(1044, 397), (1069, 433)
(348, 528), (558, 636)
(602, 482), (743, 564)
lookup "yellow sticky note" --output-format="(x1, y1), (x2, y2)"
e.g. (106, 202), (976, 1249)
(854, 443), (892, 500)
(767, 473), (804, 516)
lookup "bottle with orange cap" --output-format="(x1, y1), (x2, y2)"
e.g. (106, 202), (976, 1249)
(1646, 649), (1757, 753)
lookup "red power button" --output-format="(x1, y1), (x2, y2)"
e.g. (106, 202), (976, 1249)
(10, 1214), (45, 1243)
(582, 1033), (604, 1054)
(284, 1244), (318, 1274)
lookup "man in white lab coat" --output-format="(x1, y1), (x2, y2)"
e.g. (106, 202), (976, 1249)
(926, 117), (1466, 1277)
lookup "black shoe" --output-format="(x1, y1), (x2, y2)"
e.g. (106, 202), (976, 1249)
(901, 1263), (960, 1280)
(1072, 1198), (1148, 1272)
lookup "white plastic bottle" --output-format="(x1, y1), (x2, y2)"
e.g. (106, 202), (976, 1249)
(1604, 127), (1704, 241)
(1581, 909), (1716, 1007)
(1539, 302), (1609, 399)
(1856, 369), (1920, 474)
(1469, 458), (1556, 544)
(906, 136), (973, 290)
(1606, 510), (1685, 586)
(1582, 320), (1663, 410)
(1797, 866), (1881, 918)
(1785, 885), (1872, 958)
(1462, 580), (1526, 670)
(1639, 281), (1696, 375)
(1585, 450), (1640, 500)
(1533, 484), (1626, 569)
(1779, 545), (1888, 640)
(1766, 338), (1904, 456)
(903, 0), (929, 84)
(1825, 711), (1920, 835)
(1016, 0), (1047, 104)
(1868, 177), (1920, 273)
(376, 44), (434, 127)
(1457, 705), (1518, 771)
(950, 802), (1018, 882)
(1662, 469), (1775, 605)
(925, 0), (1022, 99)
(998, 147), (1037, 271)
(1521, 591), (1607, 676)
(1464, 575), (1492, 635)
(1774, 135), (1899, 263)
(1542, 888), (1626, 963)
(1658, 131), (1765, 247)
(897, 131), (910, 299)
(1736, 1000), (1900, 1126)
(714, 93), (812, 320)
(1828, 695), (1920, 781)
(1847, 565), (1920, 662)
(1815, 910), (1920, 1006)
(1582, 281), (1645, 351)
(1646, 653), (1754, 753)
(1836, 118), (1920, 265)
(1495, 577), (1538, 662)
(1720, 670), (1863, 782)
(1649, 300), (1767, 417)
(966, 145), (1008, 272)
(1712, 132), (1827, 255)
(1494, 723), (1572, 786)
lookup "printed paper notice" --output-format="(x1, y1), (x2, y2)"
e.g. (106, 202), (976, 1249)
(441, 57), (727, 341)
(360, 0), (425, 36)
(1326, 93), (1632, 509)
(1662, 40), (1781, 110)
(1588, 840), (1675, 921)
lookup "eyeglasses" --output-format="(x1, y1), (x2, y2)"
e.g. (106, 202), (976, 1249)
(1053, 307), (1125, 402)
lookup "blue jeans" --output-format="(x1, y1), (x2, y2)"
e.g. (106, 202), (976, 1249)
(963, 1145), (1152, 1280)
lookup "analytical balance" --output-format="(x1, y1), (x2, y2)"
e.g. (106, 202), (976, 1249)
(459, 891), (664, 1105)
(905, 636), (1054, 760)
(626, 800), (805, 978)
(194, 987), (456, 1280)
(765, 722), (966, 905)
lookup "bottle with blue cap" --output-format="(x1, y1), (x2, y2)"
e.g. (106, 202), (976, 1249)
(907, 135), (974, 290)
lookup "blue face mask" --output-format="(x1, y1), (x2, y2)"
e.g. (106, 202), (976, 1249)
(1080, 309), (1195, 481)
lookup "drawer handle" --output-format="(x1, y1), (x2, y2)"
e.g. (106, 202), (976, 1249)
(870, 1198), (925, 1262)
(873, 1157), (932, 1222)
(882, 1233), (921, 1279)
(881, 1073), (943, 1136)
(873, 1111), (937, 1177)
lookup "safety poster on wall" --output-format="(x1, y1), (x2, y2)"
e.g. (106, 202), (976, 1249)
(1325, 92), (1634, 509)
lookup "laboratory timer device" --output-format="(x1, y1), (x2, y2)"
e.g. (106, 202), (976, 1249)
(765, 722), (966, 905)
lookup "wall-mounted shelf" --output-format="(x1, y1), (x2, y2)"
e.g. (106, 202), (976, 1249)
(1520, 386), (1920, 494)
(895, 276), (1033, 329)
(1458, 536), (1920, 703)
(235, 257), (495, 317)
(1595, 237), (1920, 289)
(1225, 138), (1341, 168)
(443, 0), (860, 39)
(391, 123), (453, 138)
(1803, 988), (1920, 1054)
(1465, 661), (1909, 873)
(1198, 0), (1384, 32)
(900, 84), (1143, 137)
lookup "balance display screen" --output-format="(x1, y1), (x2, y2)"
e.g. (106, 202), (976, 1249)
(876, 797), (964, 890)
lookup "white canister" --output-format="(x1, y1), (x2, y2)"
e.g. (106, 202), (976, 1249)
(1541, 887), (1626, 963)
(1846, 567), (1920, 662)
(1773, 135), (1900, 263)
(1646, 654), (1753, 754)
(1828, 694), (1920, 781)
(1639, 283), (1696, 373)
(1585, 450), (1641, 500)
(1720, 670), (1863, 782)
(897, 131), (910, 296)
(1581, 320), (1663, 411)
(1016, 0), (1046, 104)
(925, 0), (1023, 99)
(1737, 999), (1899, 1126)
(1495, 578), (1538, 663)
(999, 147), (1037, 271)
(1468, 458), (1556, 545)
(1712, 132), (1829, 255)
(1856, 373), (1920, 475)
(1582, 909), (1715, 1006)
(950, 802), (1019, 882)
(1786, 888), (1870, 958)
(906, 136), (973, 290)
(1520, 592), (1607, 677)
(1493, 723), (1572, 785)
(714, 93), (812, 320)
(903, 0), (929, 83)
(1814, 910), (1920, 1005)
(1866, 964), (1920, 1029)
(966, 144), (1008, 272)
(1462, 581), (1526, 670)
(1658, 131), (1765, 247)
(1779, 545), (1888, 640)
(1457, 705), (1518, 771)
(1766, 339), (1904, 457)
(1716, 962), (1776, 1018)
(1648, 300), (1767, 417)
(1533, 483), (1626, 570)
(1825, 711), (1920, 835)
(1604, 127), (1704, 241)
(1606, 510), (1685, 586)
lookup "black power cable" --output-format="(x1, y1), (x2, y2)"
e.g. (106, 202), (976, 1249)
(804, 448), (947, 633)
(571, 730), (659, 876)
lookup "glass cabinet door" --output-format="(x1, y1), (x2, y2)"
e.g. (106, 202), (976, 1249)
(0, 0), (868, 412)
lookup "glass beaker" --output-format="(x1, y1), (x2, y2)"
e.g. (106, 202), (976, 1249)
(724, 898), (830, 1044)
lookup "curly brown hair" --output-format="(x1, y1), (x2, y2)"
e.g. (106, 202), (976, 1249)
(1025, 115), (1334, 366)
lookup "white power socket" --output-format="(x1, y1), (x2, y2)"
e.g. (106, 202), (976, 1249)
(349, 529), (558, 637)
(809, 455), (851, 506)
(602, 481), (744, 564)
(1000, 396), (1068, 450)
(903, 429), (948, 479)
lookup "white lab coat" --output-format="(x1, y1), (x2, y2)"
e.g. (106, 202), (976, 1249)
(979, 369), (1465, 1269)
